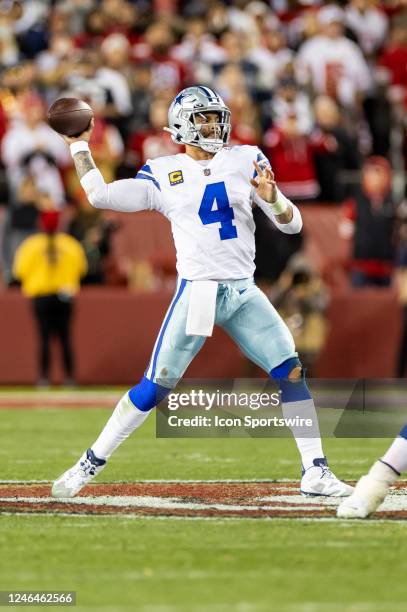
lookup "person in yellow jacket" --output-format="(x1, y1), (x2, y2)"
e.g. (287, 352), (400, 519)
(13, 210), (88, 386)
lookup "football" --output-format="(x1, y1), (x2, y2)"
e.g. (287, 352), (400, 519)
(47, 97), (93, 137)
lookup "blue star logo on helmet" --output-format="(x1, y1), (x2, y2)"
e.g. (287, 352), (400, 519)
(175, 92), (187, 106)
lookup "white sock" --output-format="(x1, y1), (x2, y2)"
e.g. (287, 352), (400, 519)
(369, 459), (399, 484)
(381, 436), (407, 475)
(281, 399), (324, 470)
(91, 392), (151, 460)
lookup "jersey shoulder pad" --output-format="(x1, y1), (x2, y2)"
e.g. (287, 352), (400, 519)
(135, 160), (161, 191)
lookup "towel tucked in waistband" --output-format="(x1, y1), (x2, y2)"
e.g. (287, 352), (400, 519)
(186, 280), (218, 337)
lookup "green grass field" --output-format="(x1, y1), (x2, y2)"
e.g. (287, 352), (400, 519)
(1, 393), (406, 612)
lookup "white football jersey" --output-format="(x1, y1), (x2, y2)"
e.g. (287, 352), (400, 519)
(136, 145), (268, 281)
(81, 144), (301, 282)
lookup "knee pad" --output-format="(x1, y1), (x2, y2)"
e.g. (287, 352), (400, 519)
(270, 357), (302, 380)
(270, 357), (311, 403)
(128, 376), (171, 412)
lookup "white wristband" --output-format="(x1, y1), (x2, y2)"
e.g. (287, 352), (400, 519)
(70, 141), (90, 156)
(270, 196), (288, 216)
(254, 189), (289, 216)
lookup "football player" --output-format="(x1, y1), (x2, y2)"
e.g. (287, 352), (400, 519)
(52, 86), (353, 498)
(338, 424), (407, 518)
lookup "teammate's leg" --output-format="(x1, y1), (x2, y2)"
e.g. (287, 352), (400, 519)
(338, 424), (407, 517)
(221, 282), (352, 496)
(52, 280), (206, 497)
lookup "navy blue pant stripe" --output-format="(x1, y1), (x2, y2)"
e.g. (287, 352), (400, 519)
(150, 279), (187, 381)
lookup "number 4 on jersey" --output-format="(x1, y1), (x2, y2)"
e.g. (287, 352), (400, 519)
(198, 181), (238, 240)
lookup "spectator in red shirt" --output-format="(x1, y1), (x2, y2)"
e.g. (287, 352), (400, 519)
(264, 98), (335, 202)
(378, 24), (407, 128)
(378, 25), (407, 89)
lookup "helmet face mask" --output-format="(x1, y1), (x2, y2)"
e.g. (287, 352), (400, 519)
(165, 86), (231, 153)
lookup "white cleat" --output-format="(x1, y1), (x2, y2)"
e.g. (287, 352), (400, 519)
(301, 459), (354, 497)
(337, 474), (390, 518)
(52, 449), (106, 498)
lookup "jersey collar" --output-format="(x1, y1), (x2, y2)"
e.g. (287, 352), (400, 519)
(181, 149), (224, 172)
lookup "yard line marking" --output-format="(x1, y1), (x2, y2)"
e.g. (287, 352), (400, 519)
(1, 481), (406, 520)
(0, 478), (303, 484)
(0, 495), (337, 512)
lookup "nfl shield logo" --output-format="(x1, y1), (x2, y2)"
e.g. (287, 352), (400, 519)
(204, 168), (211, 176)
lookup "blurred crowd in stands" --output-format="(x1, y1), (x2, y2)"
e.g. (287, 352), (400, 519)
(0, 0), (405, 300)
(0, 0), (403, 381)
